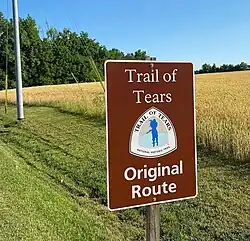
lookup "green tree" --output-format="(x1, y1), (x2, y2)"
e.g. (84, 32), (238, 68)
(239, 62), (248, 70)
(108, 48), (124, 60)
(219, 64), (229, 72)
(134, 49), (148, 60)
(201, 63), (212, 73)
(211, 63), (217, 73)
(19, 15), (42, 86)
(0, 12), (16, 88)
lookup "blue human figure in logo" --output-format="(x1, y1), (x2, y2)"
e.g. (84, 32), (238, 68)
(146, 119), (159, 147)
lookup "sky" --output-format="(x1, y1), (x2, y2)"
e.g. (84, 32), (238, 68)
(1, 0), (250, 70)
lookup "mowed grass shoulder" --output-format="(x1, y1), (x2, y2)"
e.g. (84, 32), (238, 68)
(0, 106), (249, 240)
(2, 71), (250, 161)
(0, 107), (144, 241)
(0, 141), (130, 241)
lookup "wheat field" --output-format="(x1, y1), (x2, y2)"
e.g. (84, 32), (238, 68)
(195, 71), (250, 161)
(1, 71), (249, 161)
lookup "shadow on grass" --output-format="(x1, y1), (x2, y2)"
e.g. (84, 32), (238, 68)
(0, 111), (108, 206)
(27, 102), (106, 126)
(197, 144), (250, 178)
(0, 129), (10, 134)
(0, 101), (106, 126)
(6, 131), (107, 204)
(56, 107), (106, 127)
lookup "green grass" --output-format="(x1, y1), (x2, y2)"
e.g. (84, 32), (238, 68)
(0, 107), (144, 241)
(0, 106), (249, 240)
(0, 142), (132, 241)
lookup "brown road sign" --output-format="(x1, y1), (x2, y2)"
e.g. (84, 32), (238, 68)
(105, 60), (197, 211)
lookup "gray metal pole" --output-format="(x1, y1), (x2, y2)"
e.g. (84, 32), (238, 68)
(12, 0), (24, 120)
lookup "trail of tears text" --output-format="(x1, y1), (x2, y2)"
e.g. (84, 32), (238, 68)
(125, 68), (178, 104)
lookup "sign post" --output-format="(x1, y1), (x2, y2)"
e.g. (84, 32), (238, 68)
(146, 204), (160, 240)
(145, 57), (160, 241)
(105, 60), (197, 240)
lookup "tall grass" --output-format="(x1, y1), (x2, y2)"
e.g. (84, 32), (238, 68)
(195, 71), (250, 161)
(1, 82), (106, 119)
(1, 71), (249, 161)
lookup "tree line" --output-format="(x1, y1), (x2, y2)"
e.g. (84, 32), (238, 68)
(0, 12), (149, 90)
(0, 12), (249, 90)
(195, 62), (249, 74)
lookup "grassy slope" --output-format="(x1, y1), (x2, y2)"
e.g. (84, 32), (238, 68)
(0, 106), (249, 240)
(0, 107), (143, 241)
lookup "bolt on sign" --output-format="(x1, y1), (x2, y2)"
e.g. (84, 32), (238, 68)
(105, 60), (197, 211)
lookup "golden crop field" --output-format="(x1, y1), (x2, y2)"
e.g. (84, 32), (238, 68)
(1, 71), (250, 161)
(195, 71), (250, 161)
(1, 82), (106, 117)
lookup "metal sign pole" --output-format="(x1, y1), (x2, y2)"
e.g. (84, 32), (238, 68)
(12, 0), (24, 120)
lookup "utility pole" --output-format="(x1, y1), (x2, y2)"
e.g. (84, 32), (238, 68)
(12, 0), (24, 120)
